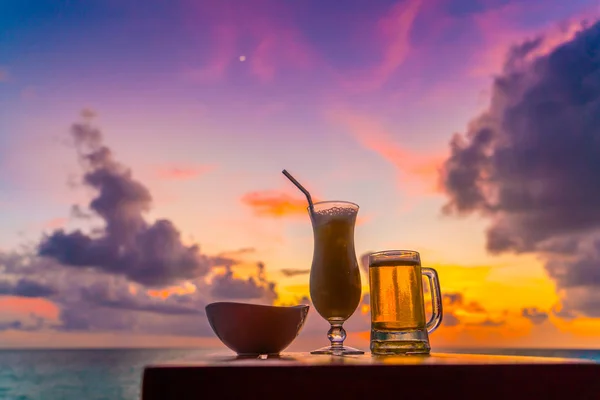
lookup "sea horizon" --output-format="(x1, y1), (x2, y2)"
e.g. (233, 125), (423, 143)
(1, 345), (599, 351)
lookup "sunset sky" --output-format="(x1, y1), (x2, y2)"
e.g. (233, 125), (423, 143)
(1, 0), (600, 350)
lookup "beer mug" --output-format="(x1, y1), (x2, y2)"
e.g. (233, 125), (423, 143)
(368, 250), (442, 355)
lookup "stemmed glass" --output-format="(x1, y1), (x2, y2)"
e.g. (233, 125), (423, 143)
(308, 201), (364, 355)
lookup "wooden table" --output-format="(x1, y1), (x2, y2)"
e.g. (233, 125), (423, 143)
(142, 352), (600, 399)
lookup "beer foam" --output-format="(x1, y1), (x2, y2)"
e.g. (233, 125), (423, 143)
(312, 206), (357, 220)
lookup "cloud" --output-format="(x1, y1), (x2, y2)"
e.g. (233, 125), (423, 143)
(0, 296), (59, 322)
(329, 109), (445, 196)
(430, 290), (495, 329)
(470, 4), (596, 77)
(280, 268), (310, 277)
(70, 205), (93, 219)
(443, 292), (486, 313)
(210, 247), (257, 267)
(443, 292), (463, 306)
(24, 250), (277, 336)
(440, 20), (600, 317)
(0, 314), (48, 332)
(38, 115), (213, 287)
(470, 318), (506, 327)
(249, 28), (316, 83)
(241, 190), (310, 218)
(0, 255), (210, 335)
(554, 286), (600, 318)
(551, 303), (577, 320)
(442, 311), (461, 327)
(0, 321), (23, 331)
(522, 307), (549, 325)
(221, 247), (256, 256)
(80, 281), (202, 316)
(50, 273), (211, 334)
(155, 164), (215, 181)
(42, 218), (68, 230)
(0, 255), (207, 330)
(339, 0), (423, 92)
(211, 262), (277, 304)
(0, 279), (56, 298)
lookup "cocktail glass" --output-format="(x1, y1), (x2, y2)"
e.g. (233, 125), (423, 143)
(308, 201), (364, 355)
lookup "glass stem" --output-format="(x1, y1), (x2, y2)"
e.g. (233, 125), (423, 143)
(327, 322), (346, 349)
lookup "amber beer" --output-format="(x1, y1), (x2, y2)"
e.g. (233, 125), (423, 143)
(369, 259), (426, 331)
(309, 208), (361, 321)
(368, 250), (442, 355)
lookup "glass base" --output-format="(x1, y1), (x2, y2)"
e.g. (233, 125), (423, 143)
(310, 346), (364, 355)
(370, 328), (431, 355)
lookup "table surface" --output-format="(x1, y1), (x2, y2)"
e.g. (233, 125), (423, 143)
(146, 351), (593, 367)
(142, 352), (600, 400)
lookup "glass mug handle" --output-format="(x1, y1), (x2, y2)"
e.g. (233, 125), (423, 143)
(422, 267), (443, 334)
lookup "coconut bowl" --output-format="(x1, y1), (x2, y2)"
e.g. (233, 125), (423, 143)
(205, 302), (310, 356)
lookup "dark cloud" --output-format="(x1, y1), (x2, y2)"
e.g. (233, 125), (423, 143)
(209, 255), (238, 268)
(0, 321), (22, 331)
(436, 291), (493, 328)
(551, 304), (577, 320)
(80, 282), (202, 316)
(210, 247), (257, 267)
(50, 274), (210, 334)
(70, 205), (92, 219)
(0, 313), (48, 331)
(440, 20), (600, 317)
(443, 292), (463, 306)
(442, 311), (460, 327)
(38, 118), (212, 286)
(60, 308), (92, 331)
(211, 262), (278, 303)
(280, 268), (310, 277)
(58, 304), (137, 332)
(0, 279), (56, 298)
(443, 291), (486, 313)
(522, 307), (549, 325)
(469, 318), (505, 327)
(220, 247), (256, 256)
(464, 301), (486, 313)
(0, 251), (60, 275)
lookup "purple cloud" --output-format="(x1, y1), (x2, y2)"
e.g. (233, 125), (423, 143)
(211, 262), (277, 303)
(0, 113), (280, 336)
(280, 268), (310, 277)
(522, 307), (549, 325)
(38, 118), (212, 286)
(440, 20), (600, 318)
(0, 279), (55, 298)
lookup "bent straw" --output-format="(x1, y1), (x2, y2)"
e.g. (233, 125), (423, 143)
(282, 169), (314, 211)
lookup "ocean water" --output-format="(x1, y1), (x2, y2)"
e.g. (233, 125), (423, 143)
(0, 348), (213, 400)
(0, 347), (599, 400)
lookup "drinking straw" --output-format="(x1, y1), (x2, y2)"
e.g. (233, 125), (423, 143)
(281, 169), (314, 211)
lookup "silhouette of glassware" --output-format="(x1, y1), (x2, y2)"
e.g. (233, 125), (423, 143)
(308, 201), (364, 355)
(368, 250), (442, 355)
